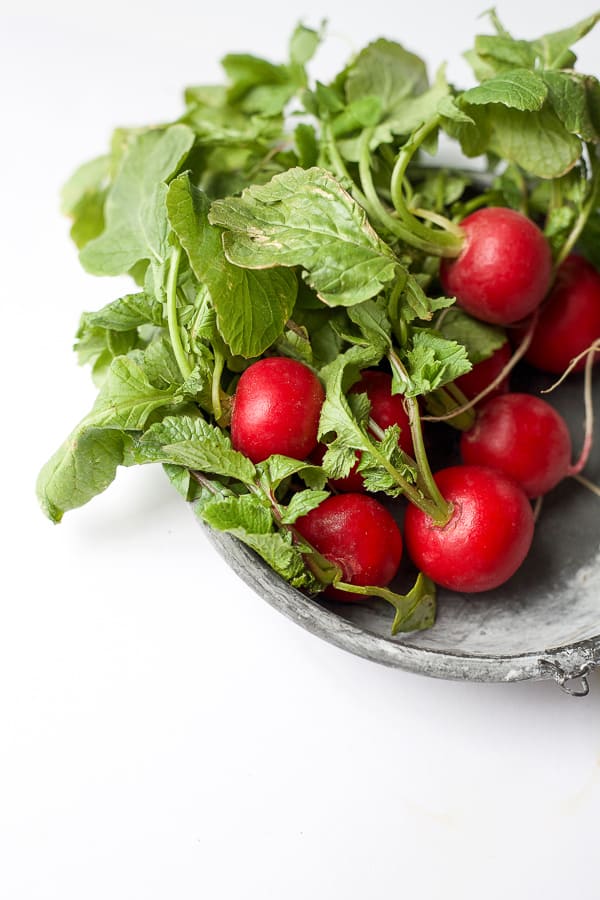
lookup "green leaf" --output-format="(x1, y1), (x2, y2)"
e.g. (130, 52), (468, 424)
(88, 355), (181, 429)
(209, 167), (398, 306)
(437, 95), (476, 125)
(355, 425), (417, 497)
(331, 96), (383, 138)
(74, 318), (142, 380)
(401, 331), (471, 397)
(167, 173), (297, 357)
(471, 35), (537, 74)
(289, 22), (323, 66)
(80, 124), (195, 275)
(134, 414), (257, 484)
(346, 298), (392, 354)
(79, 292), (163, 332)
(279, 490), (330, 524)
(294, 123), (319, 168)
(318, 345), (381, 479)
(461, 104), (582, 178)
(273, 323), (314, 366)
(141, 337), (185, 388)
(201, 493), (272, 534)
(316, 344), (418, 497)
(61, 155), (110, 215)
(345, 38), (428, 111)
(394, 276), (447, 325)
(436, 308), (507, 365)
(389, 573), (436, 634)
(225, 529), (318, 590)
(61, 155), (110, 250)
(532, 13), (600, 69)
(311, 80), (346, 114)
(461, 69), (548, 111)
(256, 455), (328, 492)
(36, 428), (126, 523)
(369, 68), (450, 149)
(197, 493), (319, 589)
(161, 463), (203, 501)
(342, 40), (448, 150)
(182, 98), (283, 146)
(222, 53), (290, 98)
(543, 71), (600, 142)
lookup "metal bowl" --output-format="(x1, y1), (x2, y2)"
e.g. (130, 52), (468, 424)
(201, 367), (600, 695)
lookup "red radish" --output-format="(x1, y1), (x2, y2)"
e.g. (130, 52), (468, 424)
(439, 207), (552, 325)
(231, 357), (324, 463)
(295, 493), (403, 600)
(316, 370), (414, 492)
(404, 465), (534, 593)
(454, 342), (512, 401)
(460, 393), (572, 498)
(525, 254), (600, 374)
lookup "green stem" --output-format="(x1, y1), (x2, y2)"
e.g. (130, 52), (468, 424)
(322, 120), (371, 211)
(166, 245), (193, 381)
(453, 189), (501, 219)
(364, 434), (436, 513)
(426, 384), (476, 431)
(388, 349), (452, 525)
(389, 117), (464, 258)
(211, 349), (226, 425)
(335, 573), (436, 634)
(409, 206), (465, 238)
(554, 146), (600, 268)
(368, 417), (431, 497)
(357, 130), (437, 250)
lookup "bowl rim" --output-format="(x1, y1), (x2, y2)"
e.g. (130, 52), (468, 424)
(201, 521), (600, 692)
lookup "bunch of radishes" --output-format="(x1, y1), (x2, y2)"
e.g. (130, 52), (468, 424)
(229, 205), (600, 603)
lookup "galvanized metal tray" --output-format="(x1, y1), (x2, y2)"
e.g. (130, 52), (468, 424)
(201, 367), (600, 696)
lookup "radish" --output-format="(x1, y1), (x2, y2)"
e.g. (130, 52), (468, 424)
(295, 493), (403, 600)
(404, 465), (534, 593)
(439, 207), (552, 325)
(231, 357), (325, 463)
(525, 254), (600, 374)
(460, 393), (572, 498)
(454, 342), (512, 401)
(319, 369), (414, 492)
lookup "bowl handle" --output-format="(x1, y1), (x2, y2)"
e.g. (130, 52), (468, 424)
(539, 650), (598, 697)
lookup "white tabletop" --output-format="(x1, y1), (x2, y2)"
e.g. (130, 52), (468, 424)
(2, 2), (599, 897)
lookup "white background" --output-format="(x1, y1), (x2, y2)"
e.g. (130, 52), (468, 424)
(2, 2), (600, 898)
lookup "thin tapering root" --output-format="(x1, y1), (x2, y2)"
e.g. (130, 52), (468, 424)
(571, 473), (600, 498)
(532, 495), (544, 523)
(559, 341), (599, 477)
(540, 339), (600, 394)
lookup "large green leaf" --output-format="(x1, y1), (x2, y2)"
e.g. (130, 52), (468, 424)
(543, 71), (600, 142)
(134, 414), (257, 485)
(80, 124), (194, 275)
(209, 167), (398, 306)
(460, 104), (582, 178)
(345, 39), (428, 110)
(167, 173), (297, 358)
(37, 351), (183, 522)
(37, 429), (126, 524)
